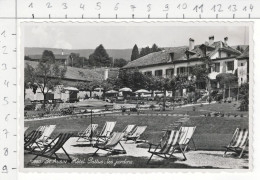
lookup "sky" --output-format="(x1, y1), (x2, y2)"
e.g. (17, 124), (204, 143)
(23, 23), (249, 49)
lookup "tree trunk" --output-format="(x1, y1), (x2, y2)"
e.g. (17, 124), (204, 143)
(43, 93), (47, 109)
(223, 84), (226, 100)
(162, 89), (166, 111)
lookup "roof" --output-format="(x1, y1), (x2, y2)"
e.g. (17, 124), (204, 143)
(28, 54), (69, 60)
(123, 46), (188, 69)
(123, 41), (242, 69)
(237, 46), (249, 59)
(25, 60), (102, 82)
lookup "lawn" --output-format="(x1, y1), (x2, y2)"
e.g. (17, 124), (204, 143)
(24, 104), (248, 151)
(138, 101), (248, 116)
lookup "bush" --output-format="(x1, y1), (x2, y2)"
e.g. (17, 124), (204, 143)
(149, 104), (155, 110)
(60, 107), (74, 115)
(24, 104), (36, 111)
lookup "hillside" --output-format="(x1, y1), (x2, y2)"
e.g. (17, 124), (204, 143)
(25, 47), (132, 61)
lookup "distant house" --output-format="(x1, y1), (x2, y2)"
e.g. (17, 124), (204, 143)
(24, 60), (119, 102)
(26, 53), (70, 66)
(236, 46), (249, 86)
(123, 36), (248, 92)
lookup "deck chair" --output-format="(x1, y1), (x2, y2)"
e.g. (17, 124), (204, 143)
(24, 130), (42, 151)
(76, 124), (98, 142)
(24, 127), (29, 136)
(93, 132), (126, 155)
(125, 126), (147, 143)
(28, 133), (73, 166)
(122, 124), (136, 137)
(147, 129), (186, 164)
(178, 126), (196, 152)
(223, 128), (249, 158)
(36, 125), (47, 132)
(24, 127), (29, 133)
(97, 121), (116, 140)
(36, 125), (56, 143)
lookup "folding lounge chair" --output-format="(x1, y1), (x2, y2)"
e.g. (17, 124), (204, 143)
(76, 124), (98, 142)
(147, 129), (186, 164)
(178, 126), (196, 152)
(28, 133), (73, 166)
(36, 125), (47, 132)
(36, 125), (56, 143)
(223, 128), (249, 158)
(93, 132), (126, 155)
(24, 127), (29, 133)
(97, 121), (116, 141)
(24, 127), (29, 136)
(32, 125), (57, 150)
(125, 126), (147, 143)
(122, 124), (136, 137)
(24, 130), (42, 151)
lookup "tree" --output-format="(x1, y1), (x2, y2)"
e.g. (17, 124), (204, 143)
(139, 46), (151, 57)
(239, 83), (249, 111)
(116, 69), (150, 91)
(113, 58), (128, 68)
(68, 53), (86, 68)
(216, 73), (238, 99)
(130, 44), (139, 61)
(151, 43), (162, 52)
(88, 44), (112, 67)
(24, 50), (67, 109)
(191, 64), (208, 89)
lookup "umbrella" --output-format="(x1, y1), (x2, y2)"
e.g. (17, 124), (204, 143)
(135, 89), (150, 94)
(70, 99), (112, 142)
(105, 90), (118, 94)
(64, 87), (79, 91)
(119, 87), (132, 92)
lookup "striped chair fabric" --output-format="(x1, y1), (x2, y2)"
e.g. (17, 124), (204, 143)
(104, 132), (125, 147)
(229, 128), (249, 148)
(78, 124), (98, 137)
(224, 128), (249, 158)
(36, 125), (56, 143)
(147, 129), (186, 164)
(29, 133), (73, 166)
(99, 121), (116, 137)
(128, 126), (147, 138)
(178, 126), (196, 151)
(123, 124), (136, 136)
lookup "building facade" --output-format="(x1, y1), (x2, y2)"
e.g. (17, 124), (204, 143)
(123, 36), (249, 90)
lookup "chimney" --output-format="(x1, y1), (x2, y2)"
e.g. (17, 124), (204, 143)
(209, 36), (214, 45)
(170, 52), (174, 62)
(224, 37), (228, 45)
(189, 38), (195, 51)
(104, 68), (109, 80)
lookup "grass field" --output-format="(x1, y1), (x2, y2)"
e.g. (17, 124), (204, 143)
(24, 102), (248, 151)
(24, 103), (249, 168)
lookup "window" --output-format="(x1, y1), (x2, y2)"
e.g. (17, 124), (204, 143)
(213, 63), (220, 72)
(155, 70), (163, 77)
(166, 69), (174, 78)
(187, 67), (193, 75)
(144, 71), (152, 76)
(227, 61), (234, 71)
(241, 63), (244, 66)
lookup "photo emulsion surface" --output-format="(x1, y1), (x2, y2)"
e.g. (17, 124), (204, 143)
(21, 21), (252, 170)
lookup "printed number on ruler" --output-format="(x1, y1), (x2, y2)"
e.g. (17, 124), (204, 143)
(17, 0), (260, 18)
(0, 19), (17, 180)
